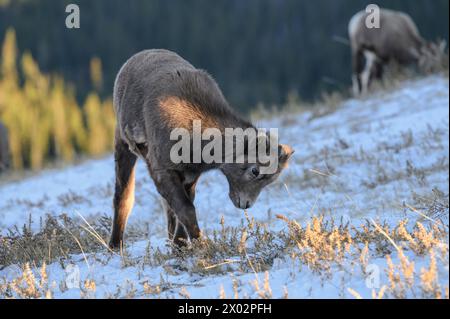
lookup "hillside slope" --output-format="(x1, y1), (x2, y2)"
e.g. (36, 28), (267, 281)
(0, 75), (448, 299)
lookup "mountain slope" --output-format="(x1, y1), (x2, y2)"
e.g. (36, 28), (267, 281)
(0, 75), (448, 299)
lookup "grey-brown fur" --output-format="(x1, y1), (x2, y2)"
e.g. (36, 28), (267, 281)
(349, 8), (444, 95)
(0, 121), (10, 173)
(109, 49), (294, 248)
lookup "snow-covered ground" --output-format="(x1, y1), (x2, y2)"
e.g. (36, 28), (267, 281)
(0, 75), (448, 299)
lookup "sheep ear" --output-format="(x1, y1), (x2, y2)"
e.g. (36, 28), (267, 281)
(278, 144), (295, 163)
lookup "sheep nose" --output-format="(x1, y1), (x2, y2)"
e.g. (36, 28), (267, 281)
(244, 201), (250, 209)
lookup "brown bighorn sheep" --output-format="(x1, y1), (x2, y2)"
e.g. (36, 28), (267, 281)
(0, 121), (10, 173)
(109, 49), (294, 249)
(349, 8), (446, 95)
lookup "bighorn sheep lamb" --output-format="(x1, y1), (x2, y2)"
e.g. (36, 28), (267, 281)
(109, 49), (294, 249)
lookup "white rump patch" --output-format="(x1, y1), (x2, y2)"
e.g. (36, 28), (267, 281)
(361, 50), (378, 95)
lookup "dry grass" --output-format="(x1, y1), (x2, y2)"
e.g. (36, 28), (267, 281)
(0, 213), (145, 269)
(250, 88), (348, 123)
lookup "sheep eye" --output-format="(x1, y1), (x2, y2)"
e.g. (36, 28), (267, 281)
(251, 167), (259, 177)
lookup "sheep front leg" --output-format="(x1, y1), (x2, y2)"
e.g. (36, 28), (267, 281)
(153, 170), (201, 246)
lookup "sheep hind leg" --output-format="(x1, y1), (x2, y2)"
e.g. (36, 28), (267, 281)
(361, 50), (378, 95)
(109, 136), (138, 250)
(352, 48), (365, 96)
